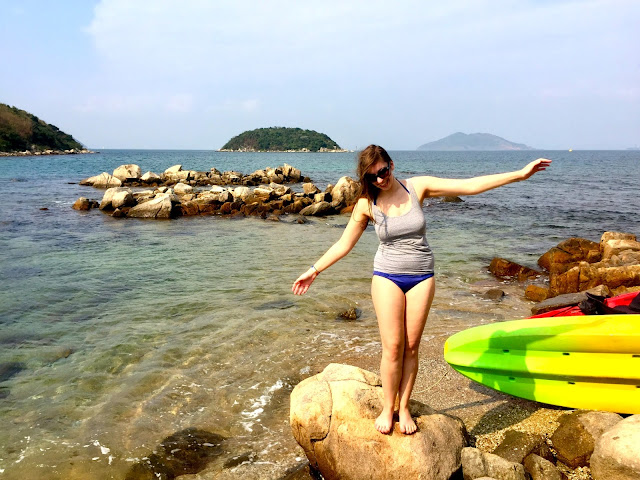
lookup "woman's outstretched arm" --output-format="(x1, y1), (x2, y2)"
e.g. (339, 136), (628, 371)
(412, 158), (551, 199)
(292, 197), (370, 296)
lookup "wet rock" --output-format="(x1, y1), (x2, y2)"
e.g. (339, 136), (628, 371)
(0, 362), (26, 382)
(483, 288), (505, 300)
(291, 364), (467, 480)
(442, 196), (464, 203)
(72, 197), (96, 211)
(590, 414), (640, 480)
(551, 410), (623, 468)
(125, 427), (225, 480)
(338, 308), (361, 320)
(524, 284), (549, 302)
(113, 164), (141, 181)
(461, 447), (526, 480)
(489, 258), (542, 281)
(300, 201), (332, 217)
(523, 454), (564, 480)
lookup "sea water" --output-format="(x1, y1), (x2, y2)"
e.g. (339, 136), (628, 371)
(0, 150), (638, 478)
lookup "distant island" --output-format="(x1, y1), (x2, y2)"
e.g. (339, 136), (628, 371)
(0, 103), (92, 156)
(417, 132), (535, 151)
(220, 127), (348, 152)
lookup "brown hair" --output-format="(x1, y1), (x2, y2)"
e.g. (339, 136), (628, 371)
(355, 144), (393, 222)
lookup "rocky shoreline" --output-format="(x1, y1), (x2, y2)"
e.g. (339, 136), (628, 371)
(1, 148), (95, 157)
(73, 163), (360, 219)
(488, 231), (640, 314)
(290, 364), (639, 480)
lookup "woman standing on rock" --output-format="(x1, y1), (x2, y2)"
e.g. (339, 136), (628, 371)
(292, 145), (551, 435)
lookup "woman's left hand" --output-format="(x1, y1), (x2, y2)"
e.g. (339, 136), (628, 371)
(520, 158), (552, 180)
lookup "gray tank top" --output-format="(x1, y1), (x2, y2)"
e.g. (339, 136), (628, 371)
(372, 180), (435, 275)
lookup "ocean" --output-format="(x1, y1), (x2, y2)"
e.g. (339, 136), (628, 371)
(0, 149), (638, 479)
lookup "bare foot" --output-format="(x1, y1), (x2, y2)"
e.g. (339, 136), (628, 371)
(375, 409), (394, 434)
(398, 408), (417, 435)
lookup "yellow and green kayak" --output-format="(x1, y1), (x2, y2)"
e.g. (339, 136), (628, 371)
(443, 315), (640, 414)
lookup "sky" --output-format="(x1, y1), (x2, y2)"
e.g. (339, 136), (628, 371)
(1, 0), (638, 150)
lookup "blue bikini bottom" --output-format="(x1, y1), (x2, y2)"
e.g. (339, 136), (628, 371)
(373, 271), (434, 293)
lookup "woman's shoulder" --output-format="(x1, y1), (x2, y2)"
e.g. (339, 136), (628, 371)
(353, 196), (373, 220)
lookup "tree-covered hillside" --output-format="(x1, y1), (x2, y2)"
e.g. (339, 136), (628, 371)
(221, 127), (343, 152)
(0, 103), (84, 153)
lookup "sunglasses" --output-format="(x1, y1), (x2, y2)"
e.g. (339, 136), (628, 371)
(364, 165), (391, 183)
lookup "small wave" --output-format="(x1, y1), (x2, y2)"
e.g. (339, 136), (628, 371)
(240, 379), (285, 430)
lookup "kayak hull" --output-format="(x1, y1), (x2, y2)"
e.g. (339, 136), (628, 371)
(444, 315), (640, 413)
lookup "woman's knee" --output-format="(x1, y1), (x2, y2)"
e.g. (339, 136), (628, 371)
(382, 342), (404, 362)
(403, 343), (420, 359)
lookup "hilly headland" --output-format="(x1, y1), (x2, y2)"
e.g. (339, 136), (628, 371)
(220, 127), (348, 152)
(0, 103), (92, 156)
(418, 132), (535, 151)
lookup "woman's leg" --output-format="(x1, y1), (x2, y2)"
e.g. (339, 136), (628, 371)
(397, 277), (435, 434)
(371, 275), (407, 434)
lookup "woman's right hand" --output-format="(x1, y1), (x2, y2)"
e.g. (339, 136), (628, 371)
(292, 268), (318, 295)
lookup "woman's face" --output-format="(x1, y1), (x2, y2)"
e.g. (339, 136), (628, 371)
(366, 160), (394, 190)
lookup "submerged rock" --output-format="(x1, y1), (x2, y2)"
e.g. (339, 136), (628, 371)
(125, 427), (225, 480)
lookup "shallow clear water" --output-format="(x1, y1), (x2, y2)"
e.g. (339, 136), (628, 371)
(0, 149), (638, 478)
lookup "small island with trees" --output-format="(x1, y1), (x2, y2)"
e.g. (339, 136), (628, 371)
(220, 127), (348, 152)
(0, 103), (93, 156)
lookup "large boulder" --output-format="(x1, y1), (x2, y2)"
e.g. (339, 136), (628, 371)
(282, 163), (302, 182)
(79, 172), (122, 188)
(290, 364), (467, 480)
(461, 447), (526, 480)
(174, 183), (193, 195)
(100, 187), (133, 210)
(538, 237), (601, 274)
(602, 239), (640, 262)
(551, 410), (623, 468)
(600, 232), (637, 254)
(331, 176), (360, 208)
(112, 164), (141, 181)
(591, 414), (640, 480)
(127, 193), (174, 219)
